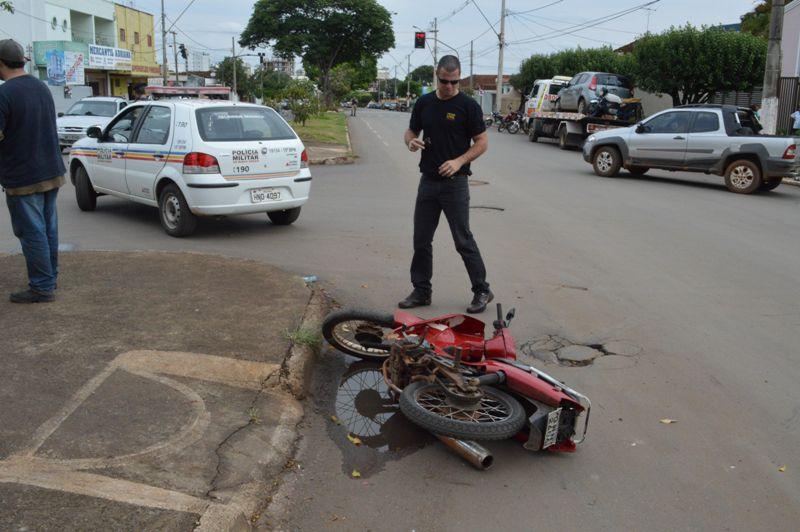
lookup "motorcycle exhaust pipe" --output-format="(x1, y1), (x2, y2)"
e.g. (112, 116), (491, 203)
(435, 435), (494, 470)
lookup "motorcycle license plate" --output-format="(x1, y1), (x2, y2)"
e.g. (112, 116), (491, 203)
(543, 408), (562, 449)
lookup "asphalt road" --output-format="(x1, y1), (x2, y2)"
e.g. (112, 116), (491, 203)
(2, 109), (799, 530)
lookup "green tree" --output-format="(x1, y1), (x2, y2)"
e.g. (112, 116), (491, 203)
(258, 69), (292, 98)
(741, 1), (796, 38)
(214, 57), (255, 101)
(240, 0), (394, 107)
(408, 64), (433, 83)
(633, 25), (767, 106)
(283, 79), (319, 126)
(1, 2), (13, 13)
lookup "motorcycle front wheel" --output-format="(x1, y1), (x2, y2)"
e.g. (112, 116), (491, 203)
(507, 121), (520, 134)
(399, 381), (526, 440)
(322, 309), (397, 361)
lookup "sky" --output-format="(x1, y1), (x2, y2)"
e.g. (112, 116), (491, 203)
(131, 0), (760, 76)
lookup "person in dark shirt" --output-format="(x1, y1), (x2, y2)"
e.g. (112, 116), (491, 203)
(400, 55), (492, 314)
(0, 39), (66, 303)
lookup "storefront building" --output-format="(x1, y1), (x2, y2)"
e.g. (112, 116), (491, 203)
(113, 3), (160, 98)
(33, 40), (132, 97)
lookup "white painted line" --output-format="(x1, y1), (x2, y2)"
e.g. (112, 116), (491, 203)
(382, 140), (389, 147)
(0, 457), (217, 514)
(117, 350), (279, 391)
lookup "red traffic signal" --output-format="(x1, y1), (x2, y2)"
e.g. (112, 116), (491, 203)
(414, 32), (426, 49)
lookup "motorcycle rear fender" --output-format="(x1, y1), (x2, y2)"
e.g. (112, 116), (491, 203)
(393, 311), (486, 337)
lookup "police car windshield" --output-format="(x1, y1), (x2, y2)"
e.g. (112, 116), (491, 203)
(195, 107), (297, 142)
(66, 101), (118, 117)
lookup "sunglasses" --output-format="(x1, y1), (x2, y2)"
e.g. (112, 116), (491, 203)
(437, 77), (459, 86)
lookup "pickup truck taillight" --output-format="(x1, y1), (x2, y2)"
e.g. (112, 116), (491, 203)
(300, 148), (308, 169)
(588, 75), (597, 91)
(783, 144), (796, 160)
(183, 152), (221, 174)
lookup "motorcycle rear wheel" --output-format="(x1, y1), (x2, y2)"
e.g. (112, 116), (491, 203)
(507, 122), (520, 134)
(399, 381), (526, 440)
(322, 309), (397, 361)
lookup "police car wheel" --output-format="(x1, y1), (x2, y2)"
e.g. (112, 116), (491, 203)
(158, 184), (197, 237)
(268, 207), (301, 226)
(75, 166), (97, 212)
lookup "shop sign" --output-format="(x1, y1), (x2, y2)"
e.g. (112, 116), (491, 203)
(45, 49), (65, 85)
(88, 44), (132, 71)
(65, 51), (85, 85)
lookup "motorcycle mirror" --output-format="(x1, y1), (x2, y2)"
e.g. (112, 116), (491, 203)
(505, 308), (515, 323)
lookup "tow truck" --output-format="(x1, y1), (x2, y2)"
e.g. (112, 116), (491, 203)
(523, 76), (640, 149)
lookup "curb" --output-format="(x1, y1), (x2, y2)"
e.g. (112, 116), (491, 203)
(195, 284), (329, 531)
(782, 177), (800, 187)
(308, 113), (356, 166)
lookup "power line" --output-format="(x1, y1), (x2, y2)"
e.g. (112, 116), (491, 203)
(508, 0), (565, 16)
(517, 11), (639, 36)
(510, 13), (614, 47)
(506, 0), (660, 45)
(165, 0), (199, 33)
(471, 0), (499, 38)
(437, 0), (472, 24)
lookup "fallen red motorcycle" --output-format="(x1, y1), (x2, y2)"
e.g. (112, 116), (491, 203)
(322, 304), (590, 465)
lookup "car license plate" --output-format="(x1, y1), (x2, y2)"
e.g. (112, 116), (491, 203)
(250, 188), (281, 203)
(543, 408), (562, 449)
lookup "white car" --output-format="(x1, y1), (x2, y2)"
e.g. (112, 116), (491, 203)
(68, 100), (311, 236)
(57, 96), (129, 149)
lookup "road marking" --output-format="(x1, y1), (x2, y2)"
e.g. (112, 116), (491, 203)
(0, 457), (217, 514)
(383, 140), (390, 147)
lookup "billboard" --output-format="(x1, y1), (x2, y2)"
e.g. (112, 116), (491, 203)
(88, 44), (132, 71)
(45, 49), (65, 86)
(64, 51), (85, 85)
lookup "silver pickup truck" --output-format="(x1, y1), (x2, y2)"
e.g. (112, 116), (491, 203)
(582, 104), (799, 194)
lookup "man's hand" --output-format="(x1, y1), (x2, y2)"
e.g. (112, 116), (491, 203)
(407, 138), (425, 152)
(438, 158), (462, 177)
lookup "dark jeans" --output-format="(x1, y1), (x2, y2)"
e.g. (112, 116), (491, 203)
(410, 175), (489, 296)
(351, 106), (357, 116)
(5, 188), (59, 294)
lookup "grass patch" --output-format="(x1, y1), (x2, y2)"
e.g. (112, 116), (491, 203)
(284, 327), (322, 348)
(292, 112), (348, 145)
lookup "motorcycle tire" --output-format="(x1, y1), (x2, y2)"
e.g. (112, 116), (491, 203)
(484, 118), (493, 127)
(507, 122), (520, 134)
(322, 309), (397, 361)
(399, 381), (527, 440)
(497, 123), (505, 133)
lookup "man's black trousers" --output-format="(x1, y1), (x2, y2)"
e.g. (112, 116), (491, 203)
(410, 175), (490, 296)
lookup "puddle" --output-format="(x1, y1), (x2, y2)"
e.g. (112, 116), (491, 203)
(311, 352), (433, 478)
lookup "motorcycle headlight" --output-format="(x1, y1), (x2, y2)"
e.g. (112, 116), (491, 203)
(587, 135), (597, 142)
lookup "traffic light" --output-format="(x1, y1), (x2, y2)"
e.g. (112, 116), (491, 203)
(179, 43), (187, 60)
(414, 32), (426, 49)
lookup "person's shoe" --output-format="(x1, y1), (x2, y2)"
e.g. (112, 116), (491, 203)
(398, 291), (431, 309)
(467, 290), (494, 314)
(10, 289), (55, 304)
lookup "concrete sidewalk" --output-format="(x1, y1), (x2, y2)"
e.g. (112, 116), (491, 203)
(0, 251), (326, 530)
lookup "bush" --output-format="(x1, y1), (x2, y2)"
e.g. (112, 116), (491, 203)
(282, 79), (320, 126)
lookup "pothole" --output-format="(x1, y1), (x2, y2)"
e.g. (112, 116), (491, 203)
(468, 179), (489, 186)
(469, 205), (505, 211)
(519, 336), (642, 368)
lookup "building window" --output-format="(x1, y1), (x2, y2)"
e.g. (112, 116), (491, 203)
(120, 28), (126, 42)
(62, 19), (68, 32)
(134, 32), (139, 45)
(147, 34), (152, 47)
(51, 16), (57, 30)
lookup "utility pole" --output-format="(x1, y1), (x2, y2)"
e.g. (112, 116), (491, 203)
(394, 65), (398, 99)
(495, 0), (506, 113)
(171, 31), (179, 85)
(160, 0), (168, 85)
(761, 0), (785, 134)
(407, 54), (411, 100)
(469, 40), (474, 90)
(432, 17), (438, 91)
(231, 36), (237, 102)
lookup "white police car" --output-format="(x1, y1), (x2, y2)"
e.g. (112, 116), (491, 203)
(67, 100), (311, 236)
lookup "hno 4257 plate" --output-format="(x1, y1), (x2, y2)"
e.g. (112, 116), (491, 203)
(543, 407), (562, 449)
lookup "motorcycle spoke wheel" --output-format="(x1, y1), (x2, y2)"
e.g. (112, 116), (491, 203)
(322, 309), (397, 360)
(399, 381), (526, 440)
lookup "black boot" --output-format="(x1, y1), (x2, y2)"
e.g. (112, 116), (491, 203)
(467, 290), (493, 314)
(10, 289), (55, 304)
(398, 290), (431, 309)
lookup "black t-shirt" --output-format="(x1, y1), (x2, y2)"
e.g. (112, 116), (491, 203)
(409, 91), (486, 177)
(0, 75), (66, 189)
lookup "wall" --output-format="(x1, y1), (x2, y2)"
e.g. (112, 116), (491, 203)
(48, 83), (93, 114)
(637, 90), (673, 117)
(782, 1), (800, 76)
(44, 3), (71, 41)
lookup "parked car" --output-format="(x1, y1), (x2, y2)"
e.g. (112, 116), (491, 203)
(383, 101), (398, 111)
(582, 104), (798, 194)
(68, 100), (311, 236)
(556, 72), (633, 114)
(366, 101), (381, 109)
(57, 96), (128, 149)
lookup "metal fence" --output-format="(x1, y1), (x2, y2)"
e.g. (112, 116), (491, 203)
(710, 78), (800, 134)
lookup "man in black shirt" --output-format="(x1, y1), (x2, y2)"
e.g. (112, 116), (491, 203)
(0, 39), (66, 303)
(400, 55), (493, 313)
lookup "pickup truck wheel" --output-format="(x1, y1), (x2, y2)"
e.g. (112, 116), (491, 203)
(627, 166), (649, 176)
(760, 178), (782, 191)
(724, 160), (761, 194)
(593, 146), (621, 177)
(159, 183), (197, 237)
(75, 166), (97, 211)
